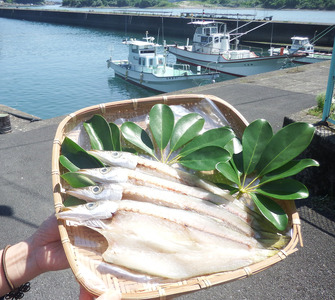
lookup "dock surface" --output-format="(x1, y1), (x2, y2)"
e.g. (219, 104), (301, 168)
(0, 60), (334, 299)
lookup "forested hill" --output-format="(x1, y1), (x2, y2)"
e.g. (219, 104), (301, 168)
(3, 0), (335, 10)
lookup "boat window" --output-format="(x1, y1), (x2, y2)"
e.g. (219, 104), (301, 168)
(140, 49), (155, 54)
(201, 36), (209, 43)
(149, 58), (153, 66)
(195, 27), (202, 34)
(211, 28), (218, 34)
(132, 45), (138, 53)
(204, 28), (210, 36)
(158, 58), (164, 65)
(139, 57), (146, 66)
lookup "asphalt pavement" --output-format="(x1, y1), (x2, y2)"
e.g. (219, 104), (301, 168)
(0, 60), (334, 299)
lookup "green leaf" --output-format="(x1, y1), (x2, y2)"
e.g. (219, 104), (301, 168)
(59, 155), (79, 172)
(225, 137), (242, 155)
(63, 196), (86, 207)
(170, 113), (205, 152)
(242, 119), (273, 175)
(260, 159), (319, 184)
(216, 161), (240, 185)
(149, 104), (174, 151)
(61, 172), (96, 188)
(256, 122), (315, 176)
(109, 122), (122, 151)
(121, 122), (155, 156)
(250, 193), (288, 231)
(83, 115), (114, 150)
(256, 178), (309, 200)
(179, 146), (230, 171)
(61, 137), (104, 170)
(179, 127), (235, 157)
(232, 151), (244, 173)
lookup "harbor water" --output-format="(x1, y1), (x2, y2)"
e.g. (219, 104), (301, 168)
(0, 17), (239, 119)
(1, 7), (333, 119)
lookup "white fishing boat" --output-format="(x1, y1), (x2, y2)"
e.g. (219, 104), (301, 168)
(107, 33), (219, 93)
(288, 36), (332, 64)
(168, 21), (289, 77)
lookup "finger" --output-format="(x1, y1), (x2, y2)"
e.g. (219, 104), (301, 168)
(96, 290), (122, 300)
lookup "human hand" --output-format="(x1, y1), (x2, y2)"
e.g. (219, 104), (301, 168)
(79, 285), (122, 300)
(27, 214), (69, 274)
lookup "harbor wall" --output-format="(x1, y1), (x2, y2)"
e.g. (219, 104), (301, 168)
(0, 8), (334, 47)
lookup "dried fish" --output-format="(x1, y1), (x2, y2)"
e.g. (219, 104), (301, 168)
(57, 200), (278, 280)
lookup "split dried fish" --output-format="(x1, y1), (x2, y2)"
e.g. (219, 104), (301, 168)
(66, 182), (254, 236)
(57, 200), (278, 280)
(75, 166), (248, 220)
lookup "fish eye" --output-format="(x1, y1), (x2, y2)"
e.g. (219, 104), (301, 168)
(90, 186), (102, 194)
(85, 202), (98, 210)
(111, 152), (121, 158)
(99, 167), (110, 174)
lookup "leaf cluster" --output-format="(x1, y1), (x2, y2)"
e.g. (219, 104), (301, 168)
(121, 104), (235, 171)
(215, 119), (318, 230)
(59, 106), (318, 231)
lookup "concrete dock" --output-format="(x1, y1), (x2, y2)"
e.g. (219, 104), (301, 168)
(0, 60), (334, 299)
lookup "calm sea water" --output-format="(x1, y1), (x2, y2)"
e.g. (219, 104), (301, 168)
(1, 7), (333, 119)
(0, 18), (163, 119)
(0, 16), (238, 119)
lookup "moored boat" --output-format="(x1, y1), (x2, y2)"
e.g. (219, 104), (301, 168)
(288, 36), (332, 64)
(107, 33), (219, 93)
(167, 21), (289, 77)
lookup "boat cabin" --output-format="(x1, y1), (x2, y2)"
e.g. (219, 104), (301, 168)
(289, 37), (314, 54)
(190, 21), (230, 55)
(125, 37), (166, 72)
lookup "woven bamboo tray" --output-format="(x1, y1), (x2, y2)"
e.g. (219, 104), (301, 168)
(52, 94), (303, 299)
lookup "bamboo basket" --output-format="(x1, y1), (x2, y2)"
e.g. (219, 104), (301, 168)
(52, 94), (303, 299)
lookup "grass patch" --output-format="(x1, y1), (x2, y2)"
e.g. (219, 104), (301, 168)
(308, 92), (335, 119)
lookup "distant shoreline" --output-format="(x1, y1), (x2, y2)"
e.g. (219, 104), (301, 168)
(1, 1), (334, 11)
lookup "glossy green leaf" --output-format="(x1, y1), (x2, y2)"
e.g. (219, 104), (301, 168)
(121, 122), (155, 156)
(225, 137), (242, 155)
(61, 172), (96, 188)
(179, 146), (230, 171)
(63, 196), (86, 207)
(260, 159), (319, 184)
(83, 115), (114, 150)
(179, 127), (235, 157)
(109, 122), (121, 151)
(170, 113), (204, 152)
(232, 151), (244, 173)
(242, 119), (273, 175)
(61, 137), (104, 170)
(251, 193), (288, 231)
(256, 178), (309, 200)
(149, 104), (174, 150)
(216, 161), (240, 185)
(256, 122), (315, 176)
(59, 155), (79, 172)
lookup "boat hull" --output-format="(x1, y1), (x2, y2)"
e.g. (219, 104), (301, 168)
(109, 61), (218, 93)
(292, 54), (332, 64)
(168, 46), (289, 77)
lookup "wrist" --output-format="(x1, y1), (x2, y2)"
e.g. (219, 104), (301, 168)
(5, 241), (40, 289)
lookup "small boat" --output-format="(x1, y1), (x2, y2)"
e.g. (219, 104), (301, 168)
(168, 21), (289, 77)
(107, 33), (219, 93)
(288, 36), (332, 64)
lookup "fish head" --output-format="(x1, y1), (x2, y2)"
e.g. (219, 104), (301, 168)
(77, 167), (129, 183)
(56, 200), (119, 222)
(88, 150), (138, 169)
(66, 184), (124, 202)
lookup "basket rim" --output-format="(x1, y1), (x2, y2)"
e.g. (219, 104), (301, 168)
(52, 94), (302, 300)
